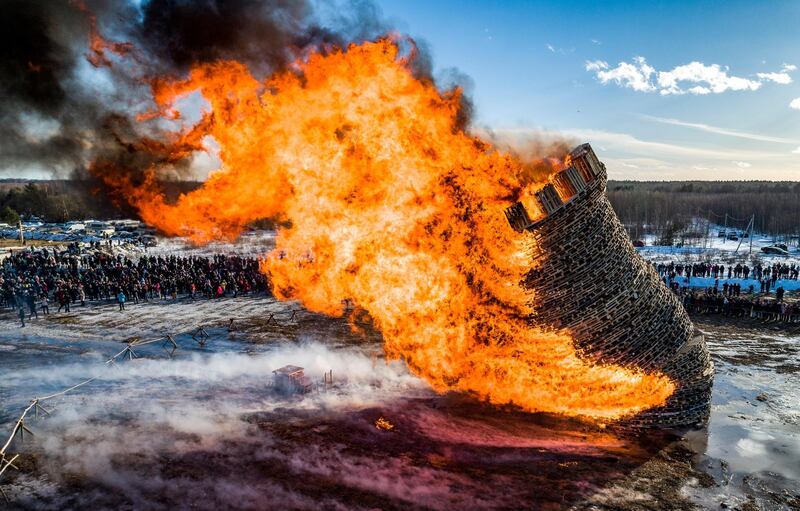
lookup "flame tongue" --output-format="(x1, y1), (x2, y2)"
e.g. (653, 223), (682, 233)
(99, 39), (674, 420)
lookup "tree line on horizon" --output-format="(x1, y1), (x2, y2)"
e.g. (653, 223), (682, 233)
(0, 181), (198, 225)
(607, 180), (800, 242)
(0, 180), (797, 241)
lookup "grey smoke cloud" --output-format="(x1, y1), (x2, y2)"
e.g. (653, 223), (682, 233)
(5, 341), (437, 508)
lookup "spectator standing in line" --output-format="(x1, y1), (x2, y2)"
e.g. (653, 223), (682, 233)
(25, 291), (38, 319)
(57, 288), (70, 313)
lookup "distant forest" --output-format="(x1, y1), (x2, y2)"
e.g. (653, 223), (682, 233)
(606, 180), (800, 239)
(0, 180), (199, 224)
(0, 179), (798, 240)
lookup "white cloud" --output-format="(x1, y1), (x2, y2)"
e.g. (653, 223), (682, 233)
(790, 97), (800, 110)
(756, 73), (791, 84)
(547, 44), (575, 55)
(657, 62), (761, 95)
(756, 64), (796, 84)
(561, 128), (773, 160)
(585, 60), (608, 71)
(642, 115), (800, 144)
(792, 146), (800, 154)
(686, 86), (712, 95)
(590, 39), (602, 45)
(585, 56), (656, 92)
(586, 58), (793, 95)
(491, 127), (800, 180)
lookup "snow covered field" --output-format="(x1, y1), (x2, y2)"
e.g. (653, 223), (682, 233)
(638, 235), (799, 261)
(148, 230), (277, 258)
(637, 228), (800, 292)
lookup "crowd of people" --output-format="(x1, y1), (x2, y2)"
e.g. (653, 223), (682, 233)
(655, 261), (800, 283)
(1, 244), (269, 326)
(658, 264), (799, 323)
(677, 289), (798, 323)
(3, 243), (797, 327)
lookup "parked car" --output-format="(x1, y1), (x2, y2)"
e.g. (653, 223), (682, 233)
(761, 245), (789, 256)
(141, 235), (158, 247)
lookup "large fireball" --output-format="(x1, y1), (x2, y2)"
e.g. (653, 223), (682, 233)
(95, 39), (674, 419)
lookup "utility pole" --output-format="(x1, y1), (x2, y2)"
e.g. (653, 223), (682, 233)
(749, 214), (754, 255)
(735, 215), (752, 254)
(18, 219), (24, 246)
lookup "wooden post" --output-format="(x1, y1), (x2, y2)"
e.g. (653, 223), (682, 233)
(17, 421), (33, 443)
(0, 455), (19, 475)
(164, 334), (178, 349)
(0, 454), (20, 503)
(18, 220), (23, 246)
(34, 402), (51, 419)
(162, 334), (178, 357)
(192, 327), (209, 346)
(123, 344), (138, 360)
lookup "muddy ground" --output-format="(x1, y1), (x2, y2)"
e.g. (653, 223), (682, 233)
(0, 295), (797, 510)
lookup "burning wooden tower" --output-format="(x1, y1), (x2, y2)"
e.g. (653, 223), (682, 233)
(505, 143), (714, 428)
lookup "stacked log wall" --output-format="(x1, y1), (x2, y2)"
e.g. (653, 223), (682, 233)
(518, 146), (714, 428)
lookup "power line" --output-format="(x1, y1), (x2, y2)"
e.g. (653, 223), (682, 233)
(707, 210), (752, 224)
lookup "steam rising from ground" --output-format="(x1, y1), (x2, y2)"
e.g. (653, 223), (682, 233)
(5, 335), (655, 510)
(8, 341), (472, 509)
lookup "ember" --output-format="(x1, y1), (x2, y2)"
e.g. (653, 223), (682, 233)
(375, 417), (394, 431)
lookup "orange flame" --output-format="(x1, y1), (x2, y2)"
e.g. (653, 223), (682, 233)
(72, 0), (134, 68)
(375, 417), (395, 431)
(95, 39), (674, 420)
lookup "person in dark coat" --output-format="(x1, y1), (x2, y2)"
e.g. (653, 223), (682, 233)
(25, 292), (38, 319)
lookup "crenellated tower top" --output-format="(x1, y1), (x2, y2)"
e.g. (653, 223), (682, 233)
(505, 143), (606, 232)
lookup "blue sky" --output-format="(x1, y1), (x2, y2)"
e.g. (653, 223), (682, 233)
(12, 1), (796, 181)
(372, 0), (800, 180)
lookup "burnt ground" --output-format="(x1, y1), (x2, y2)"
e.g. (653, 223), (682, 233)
(0, 297), (798, 510)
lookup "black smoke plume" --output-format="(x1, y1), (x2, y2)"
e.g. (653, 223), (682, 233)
(0, 0), (469, 219)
